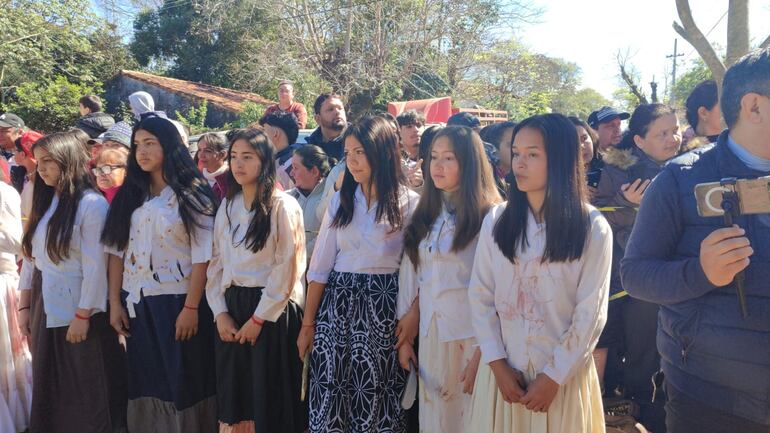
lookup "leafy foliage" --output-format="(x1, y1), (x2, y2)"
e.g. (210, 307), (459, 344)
(5, 76), (101, 133)
(0, 0), (136, 130)
(175, 101), (210, 135)
(670, 58), (713, 107)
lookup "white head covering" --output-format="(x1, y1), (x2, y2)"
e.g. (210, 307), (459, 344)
(128, 91), (155, 120)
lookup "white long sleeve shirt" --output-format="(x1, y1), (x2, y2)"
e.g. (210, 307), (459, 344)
(20, 191), (110, 328)
(0, 182), (22, 275)
(308, 185), (419, 284)
(206, 191), (306, 322)
(397, 205), (479, 342)
(105, 186), (214, 317)
(469, 204), (612, 385)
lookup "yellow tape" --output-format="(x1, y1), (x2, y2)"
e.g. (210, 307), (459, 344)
(609, 290), (628, 301)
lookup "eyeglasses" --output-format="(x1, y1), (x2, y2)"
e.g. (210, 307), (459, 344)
(91, 165), (125, 176)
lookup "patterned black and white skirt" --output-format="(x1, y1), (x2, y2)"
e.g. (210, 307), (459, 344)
(309, 271), (407, 433)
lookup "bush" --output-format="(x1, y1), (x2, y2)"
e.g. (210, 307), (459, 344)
(229, 101), (266, 129)
(5, 75), (101, 133)
(175, 101), (210, 135)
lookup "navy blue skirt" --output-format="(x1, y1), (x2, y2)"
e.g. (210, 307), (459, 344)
(121, 290), (217, 432)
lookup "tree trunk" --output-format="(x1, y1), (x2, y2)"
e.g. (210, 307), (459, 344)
(726, 0), (749, 66)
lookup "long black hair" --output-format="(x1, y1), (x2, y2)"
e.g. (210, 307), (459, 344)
(493, 113), (589, 263)
(404, 126), (502, 269)
(22, 131), (95, 262)
(331, 116), (407, 230)
(101, 115), (217, 251)
(224, 128), (276, 253)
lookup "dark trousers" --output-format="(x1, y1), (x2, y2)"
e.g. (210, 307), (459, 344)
(624, 298), (666, 433)
(666, 384), (770, 433)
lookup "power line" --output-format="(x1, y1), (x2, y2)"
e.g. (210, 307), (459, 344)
(683, 9), (728, 61)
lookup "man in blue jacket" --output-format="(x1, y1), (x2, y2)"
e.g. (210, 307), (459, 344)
(621, 47), (770, 433)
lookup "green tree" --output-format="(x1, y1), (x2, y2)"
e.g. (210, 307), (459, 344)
(456, 40), (584, 120)
(175, 101), (209, 135)
(551, 88), (611, 120)
(130, 0), (278, 96)
(1, 0), (136, 128)
(670, 58), (712, 108)
(6, 76), (100, 133)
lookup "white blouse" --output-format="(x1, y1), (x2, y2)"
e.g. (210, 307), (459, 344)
(206, 191), (306, 322)
(397, 205), (479, 343)
(20, 191), (110, 328)
(469, 204), (612, 385)
(308, 185), (419, 284)
(105, 186), (214, 317)
(0, 182), (22, 274)
(287, 182), (326, 260)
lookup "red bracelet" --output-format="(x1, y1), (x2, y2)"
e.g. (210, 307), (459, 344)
(250, 315), (264, 326)
(183, 304), (198, 311)
(74, 313), (90, 321)
(302, 323), (315, 328)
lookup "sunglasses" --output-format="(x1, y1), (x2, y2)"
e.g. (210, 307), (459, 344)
(91, 164), (125, 176)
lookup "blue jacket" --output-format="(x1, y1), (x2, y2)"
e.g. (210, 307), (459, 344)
(621, 131), (770, 425)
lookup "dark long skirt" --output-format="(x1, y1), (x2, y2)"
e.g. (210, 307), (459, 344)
(28, 269), (127, 433)
(309, 271), (407, 433)
(215, 285), (306, 432)
(121, 290), (217, 433)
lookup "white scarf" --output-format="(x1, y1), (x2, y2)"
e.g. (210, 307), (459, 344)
(202, 162), (229, 185)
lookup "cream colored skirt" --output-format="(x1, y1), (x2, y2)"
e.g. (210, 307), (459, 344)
(418, 318), (475, 433)
(465, 358), (605, 433)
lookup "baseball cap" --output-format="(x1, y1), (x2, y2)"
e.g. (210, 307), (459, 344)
(447, 112), (481, 128)
(0, 113), (25, 128)
(16, 131), (44, 157)
(587, 106), (630, 129)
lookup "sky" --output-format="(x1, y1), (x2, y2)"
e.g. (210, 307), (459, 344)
(520, 0), (770, 100)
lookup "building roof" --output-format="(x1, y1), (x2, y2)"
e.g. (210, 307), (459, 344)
(120, 70), (273, 113)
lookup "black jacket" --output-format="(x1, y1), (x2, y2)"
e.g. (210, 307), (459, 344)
(75, 112), (115, 138)
(304, 127), (346, 161)
(622, 132), (770, 424)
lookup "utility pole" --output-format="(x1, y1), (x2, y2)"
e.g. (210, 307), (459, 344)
(667, 39), (684, 102)
(650, 76), (658, 103)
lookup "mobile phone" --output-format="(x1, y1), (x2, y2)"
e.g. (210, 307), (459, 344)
(694, 176), (770, 217)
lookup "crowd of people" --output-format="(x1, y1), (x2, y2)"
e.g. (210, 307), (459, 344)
(0, 46), (767, 433)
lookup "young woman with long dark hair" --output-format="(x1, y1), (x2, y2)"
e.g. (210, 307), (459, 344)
(298, 116), (419, 433)
(396, 126), (502, 432)
(466, 113), (612, 433)
(101, 115), (218, 433)
(206, 129), (307, 433)
(18, 130), (126, 433)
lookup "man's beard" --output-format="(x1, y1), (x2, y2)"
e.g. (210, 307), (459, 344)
(325, 120), (346, 131)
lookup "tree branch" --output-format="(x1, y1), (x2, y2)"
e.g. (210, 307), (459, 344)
(617, 55), (648, 106)
(0, 31), (47, 47)
(673, 0), (726, 86)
